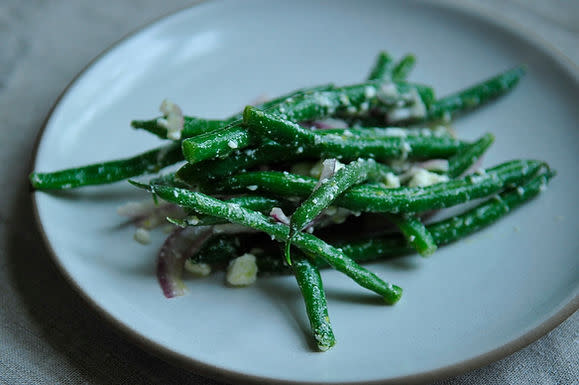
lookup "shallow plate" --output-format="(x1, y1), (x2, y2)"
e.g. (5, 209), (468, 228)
(32, 0), (578, 383)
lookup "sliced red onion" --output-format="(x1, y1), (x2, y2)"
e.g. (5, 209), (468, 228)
(307, 118), (349, 130)
(157, 224), (257, 298)
(461, 156), (485, 177)
(157, 226), (213, 298)
(269, 207), (290, 225)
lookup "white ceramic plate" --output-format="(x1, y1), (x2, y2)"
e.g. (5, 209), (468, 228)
(32, 0), (578, 383)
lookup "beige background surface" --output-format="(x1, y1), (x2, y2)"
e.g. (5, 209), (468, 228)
(0, 1), (577, 384)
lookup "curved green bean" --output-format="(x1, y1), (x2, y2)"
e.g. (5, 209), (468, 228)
(427, 66), (526, 122)
(203, 169), (554, 272)
(367, 51), (394, 81)
(292, 257), (336, 351)
(140, 183), (402, 304)
(392, 54), (417, 81)
(30, 142), (183, 190)
(387, 214), (437, 257)
(216, 159), (544, 213)
(243, 107), (466, 161)
(447, 133), (495, 178)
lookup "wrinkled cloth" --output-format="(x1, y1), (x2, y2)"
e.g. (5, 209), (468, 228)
(0, 1), (576, 384)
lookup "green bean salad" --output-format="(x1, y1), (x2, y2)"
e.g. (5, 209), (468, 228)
(30, 51), (554, 351)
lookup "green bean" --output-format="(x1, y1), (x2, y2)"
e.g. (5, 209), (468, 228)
(181, 121), (252, 163)
(387, 214), (437, 257)
(447, 133), (495, 178)
(176, 141), (305, 184)
(178, 129), (452, 186)
(132, 84), (336, 140)
(193, 233), (242, 265)
(215, 169), (554, 273)
(30, 142), (183, 190)
(427, 66), (526, 122)
(140, 184), (402, 303)
(169, 195), (286, 228)
(367, 51), (395, 81)
(286, 159), (382, 263)
(216, 159), (544, 213)
(243, 107), (465, 161)
(392, 54), (416, 81)
(181, 80), (434, 165)
(291, 159), (383, 233)
(344, 169), (555, 257)
(292, 257), (336, 351)
(131, 117), (230, 140)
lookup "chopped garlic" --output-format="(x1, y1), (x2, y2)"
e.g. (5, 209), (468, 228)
(226, 253), (258, 286)
(408, 169), (450, 187)
(184, 261), (212, 277)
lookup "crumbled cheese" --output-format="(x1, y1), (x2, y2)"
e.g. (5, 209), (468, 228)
(226, 253), (258, 286)
(408, 169), (450, 187)
(227, 140), (238, 149)
(187, 216), (200, 225)
(184, 261), (212, 276)
(364, 86), (376, 99)
(339, 94), (350, 106)
(378, 82), (399, 103)
(159, 99), (184, 140)
(313, 93), (334, 112)
(334, 159), (346, 172)
(384, 172), (401, 188)
(134, 228), (151, 244)
(246, 185), (258, 191)
(408, 235), (416, 242)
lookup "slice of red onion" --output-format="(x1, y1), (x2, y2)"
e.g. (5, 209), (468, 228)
(157, 224), (257, 298)
(157, 226), (213, 298)
(269, 207), (290, 225)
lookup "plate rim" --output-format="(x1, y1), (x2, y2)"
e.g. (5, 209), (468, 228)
(28, 0), (579, 384)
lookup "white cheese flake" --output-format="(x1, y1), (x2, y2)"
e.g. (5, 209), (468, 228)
(134, 228), (151, 245)
(364, 86), (376, 99)
(408, 169), (450, 187)
(384, 172), (401, 188)
(184, 261), (212, 276)
(226, 253), (258, 286)
(159, 99), (184, 140)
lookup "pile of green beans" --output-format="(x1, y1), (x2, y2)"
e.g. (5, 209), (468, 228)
(29, 50), (553, 352)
